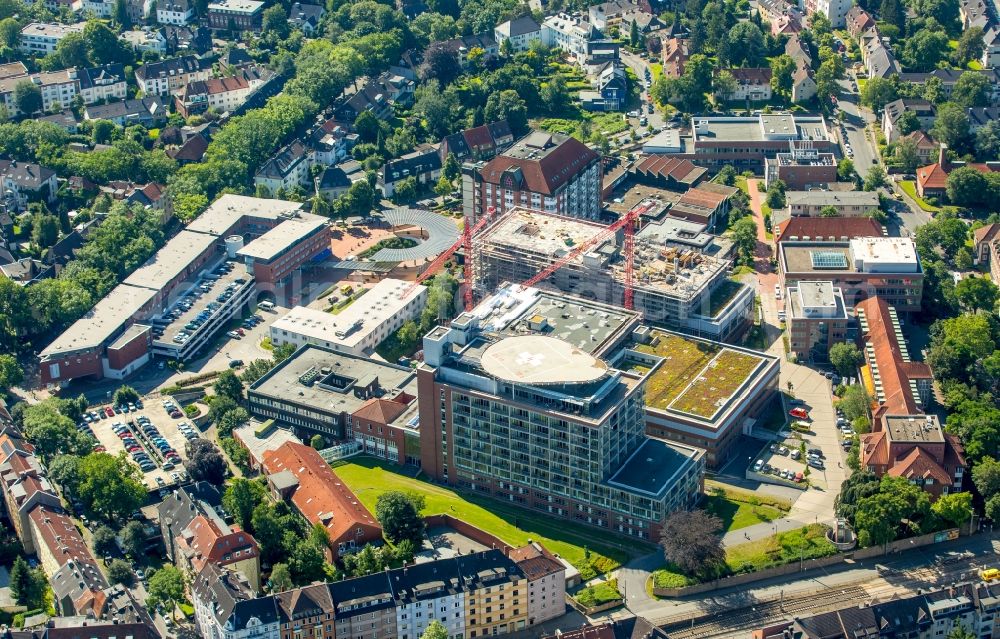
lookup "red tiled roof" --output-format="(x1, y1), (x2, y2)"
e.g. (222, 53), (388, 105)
(860, 430), (888, 467)
(634, 155), (705, 184)
(856, 297), (929, 415)
(974, 222), (1000, 245)
(352, 397), (409, 425)
(904, 130), (937, 149)
(916, 162), (948, 191)
(479, 135), (599, 195)
(262, 442), (382, 547)
(775, 216), (883, 243)
(676, 183), (738, 209)
(887, 447), (952, 484)
(463, 124), (495, 151)
(179, 514), (258, 572)
(725, 67), (772, 85)
(509, 543), (564, 580)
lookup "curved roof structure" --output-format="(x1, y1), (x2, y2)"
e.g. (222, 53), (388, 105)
(374, 208), (460, 261)
(480, 335), (608, 385)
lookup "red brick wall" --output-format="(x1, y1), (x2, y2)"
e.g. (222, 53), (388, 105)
(106, 328), (151, 371)
(424, 514), (512, 553)
(40, 350), (102, 384)
(774, 164), (838, 189)
(418, 368), (447, 479)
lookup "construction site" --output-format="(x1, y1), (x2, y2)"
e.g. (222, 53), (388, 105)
(470, 207), (754, 341)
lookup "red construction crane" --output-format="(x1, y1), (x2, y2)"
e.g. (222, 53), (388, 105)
(399, 208), (497, 308)
(522, 209), (640, 310)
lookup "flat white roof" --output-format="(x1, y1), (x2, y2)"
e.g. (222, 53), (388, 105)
(185, 194), (302, 237)
(123, 230), (217, 290)
(271, 278), (426, 350)
(236, 213), (327, 261)
(480, 335), (609, 385)
(849, 237), (918, 266)
(40, 284), (158, 357)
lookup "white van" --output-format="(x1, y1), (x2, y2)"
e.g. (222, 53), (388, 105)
(257, 301), (275, 311)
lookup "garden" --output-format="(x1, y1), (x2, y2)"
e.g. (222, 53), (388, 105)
(668, 349), (763, 418)
(702, 482), (790, 532)
(331, 456), (648, 580)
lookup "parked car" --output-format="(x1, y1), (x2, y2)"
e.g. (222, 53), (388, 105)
(789, 407), (809, 420)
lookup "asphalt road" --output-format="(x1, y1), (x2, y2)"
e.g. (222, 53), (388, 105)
(836, 74), (877, 176)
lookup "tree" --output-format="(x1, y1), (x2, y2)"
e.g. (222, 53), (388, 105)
(214, 369), (244, 403)
(0, 353), (21, 395)
(92, 524), (117, 556)
(952, 72), (991, 109)
(353, 111), (382, 144)
(895, 136), (921, 174)
(880, 0), (904, 30)
(31, 213), (58, 248)
(931, 491), (973, 527)
(837, 158), (855, 181)
(955, 27), (986, 67)
(0, 17), (19, 50)
(976, 120), (1000, 159)
(955, 276), (999, 311)
(217, 406), (249, 438)
(146, 565), (187, 613)
(262, 4), (289, 37)
(765, 179), (786, 209)
(74, 452), (146, 523)
(421, 621), (449, 639)
(269, 563), (293, 592)
(375, 491), (426, 545)
(434, 176), (452, 200)
(13, 81), (42, 116)
(829, 342), (863, 377)
(713, 70), (738, 103)
(903, 28), (949, 72)
(659, 510), (725, 576)
(9, 557), (43, 608)
(541, 75), (571, 115)
(112, 0), (130, 27)
(835, 385), (871, 423)
(107, 559), (135, 586)
(112, 385), (140, 406)
(83, 21), (130, 66)
(392, 176), (418, 204)
(184, 439), (226, 484)
(946, 166), (989, 206)
(484, 90), (528, 136)
(289, 537), (327, 585)
(949, 627), (978, 639)
(770, 55), (796, 100)
(443, 153), (460, 182)
(973, 456), (1000, 499)
(895, 110), (921, 138)
(931, 102), (971, 152)
(731, 217), (757, 266)
(863, 164), (887, 191)
(860, 76), (898, 112)
(421, 45), (461, 85)
(725, 22), (765, 67)
(819, 205), (839, 217)
(119, 519), (146, 558)
(310, 434), (325, 449)
(224, 478), (267, 532)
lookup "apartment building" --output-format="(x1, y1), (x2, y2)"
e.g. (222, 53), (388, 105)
(207, 0), (264, 31)
(0, 69), (77, 115)
(462, 130), (602, 222)
(440, 120), (515, 163)
(378, 147), (442, 197)
(18, 22), (85, 55)
(785, 281), (851, 362)
(193, 549), (551, 639)
(508, 542), (566, 626)
(861, 414), (965, 498)
(779, 237), (923, 312)
(418, 285), (706, 539)
(494, 16), (542, 53)
(157, 0), (194, 24)
(175, 68), (269, 117)
(134, 55), (213, 95)
(784, 191), (880, 217)
(78, 64), (128, 104)
(801, 0), (852, 27)
(0, 160), (58, 211)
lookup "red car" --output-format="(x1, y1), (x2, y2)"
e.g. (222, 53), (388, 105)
(237, 328), (245, 336)
(93, 445), (106, 452)
(789, 407), (809, 420)
(104, 406), (114, 418)
(127, 446), (142, 453)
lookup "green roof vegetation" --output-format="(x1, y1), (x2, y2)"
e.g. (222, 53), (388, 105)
(670, 349), (763, 418)
(634, 332), (721, 410)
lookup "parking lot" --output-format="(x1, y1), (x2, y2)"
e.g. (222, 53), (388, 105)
(83, 398), (201, 492)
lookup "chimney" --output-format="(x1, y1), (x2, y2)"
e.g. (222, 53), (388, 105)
(939, 143), (949, 169)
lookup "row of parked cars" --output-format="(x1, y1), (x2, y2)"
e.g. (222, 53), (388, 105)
(226, 312), (264, 340)
(82, 400), (143, 424)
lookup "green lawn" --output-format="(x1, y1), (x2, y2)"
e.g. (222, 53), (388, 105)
(331, 457), (645, 579)
(726, 524), (836, 573)
(898, 180), (940, 212)
(650, 566), (695, 589)
(574, 579), (622, 607)
(703, 482), (790, 532)
(649, 62), (663, 80)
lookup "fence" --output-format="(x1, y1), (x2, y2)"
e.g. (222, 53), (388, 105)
(652, 528), (960, 598)
(565, 593), (623, 616)
(424, 514), (512, 554)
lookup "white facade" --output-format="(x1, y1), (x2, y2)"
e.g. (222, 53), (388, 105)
(801, 0), (852, 26)
(541, 13), (592, 59)
(79, 72), (127, 105)
(849, 237), (920, 273)
(269, 279), (428, 356)
(18, 22), (85, 55)
(396, 592), (465, 639)
(526, 569), (565, 626)
(0, 70), (77, 115)
(157, 1), (194, 24)
(121, 29), (168, 55)
(494, 18), (542, 53)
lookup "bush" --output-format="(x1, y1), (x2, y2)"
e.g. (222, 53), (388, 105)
(183, 404), (200, 418)
(574, 579), (622, 607)
(651, 566), (694, 588)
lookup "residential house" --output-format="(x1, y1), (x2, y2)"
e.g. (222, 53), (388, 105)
(430, 33), (499, 68)
(126, 0), (155, 23)
(509, 542), (567, 627)
(254, 140), (311, 194)
(157, 0), (194, 24)
(580, 60), (628, 111)
(861, 413), (966, 498)
(881, 98), (935, 142)
(784, 191), (881, 218)
(83, 97), (166, 127)
(785, 34), (812, 70)
(207, 0), (264, 31)
(175, 514), (261, 591)
(983, 26), (1000, 68)
(791, 66), (817, 103)
(961, 0), (991, 30)
(121, 28), (169, 55)
(662, 37), (689, 78)
(902, 130), (939, 165)
(307, 117), (358, 165)
(863, 38), (901, 79)
(974, 222), (1000, 267)
(967, 106), (1000, 132)
(18, 22), (85, 55)
(192, 563), (275, 639)
(899, 68), (1000, 103)
(588, 0), (654, 31)
(288, 2), (325, 35)
(0, 161), (57, 211)
(77, 64), (127, 104)
(494, 15), (542, 53)
(316, 165), (354, 199)
(801, 0), (851, 28)
(261, 442), (383, 559)
(175, 67), (270, 117)
(134, 55), (213, 95)
(336, 71), (415, 121)
(161, 25), (213, 54)
(377, 146), (442, 197)
(79, 0), (114, 17)
(0, 69), (77, 115)
(0, 430), (59, 554)
(771, 13), (802, 34)
(37, 109), (80, 133)
(439, 120), (514, 163)
(165, 132), (210, 164)
(846, 6), (876, 38)
(716, 67), (772, 101)
(916, 146), (1000, 199)
(99, 181), (169, 215)
(0, 258), (53, 286)
(542, 13), (607, 62)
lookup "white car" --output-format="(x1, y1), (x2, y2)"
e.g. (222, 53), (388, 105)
(774, 285), (782, 299)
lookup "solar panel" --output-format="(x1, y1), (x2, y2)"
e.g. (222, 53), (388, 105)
(810, 251), (848, 269)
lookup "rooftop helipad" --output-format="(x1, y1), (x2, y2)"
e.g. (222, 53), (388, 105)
(479, 335), (609, 386)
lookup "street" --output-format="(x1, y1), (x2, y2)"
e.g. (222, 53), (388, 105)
(836, 74), (877, 176)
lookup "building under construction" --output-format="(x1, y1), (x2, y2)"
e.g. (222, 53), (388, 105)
(473, 207), (754, 341)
